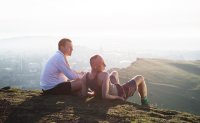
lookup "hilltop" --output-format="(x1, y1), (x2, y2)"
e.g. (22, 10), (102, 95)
(0, 88), (200, 123)
(112, 58), (200, 115)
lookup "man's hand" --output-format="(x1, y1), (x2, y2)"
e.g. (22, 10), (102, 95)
(76, 71), (86, 78)
(87, 91), (95, 97)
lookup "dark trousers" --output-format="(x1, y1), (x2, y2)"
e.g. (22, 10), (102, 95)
(42, 82), (71, 95)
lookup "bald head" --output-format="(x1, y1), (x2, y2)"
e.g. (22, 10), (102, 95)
(90, 55), (106, 72)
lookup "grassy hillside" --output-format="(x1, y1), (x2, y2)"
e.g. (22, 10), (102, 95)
(0, 88), (200, 123)
(112, 58), (200, 115)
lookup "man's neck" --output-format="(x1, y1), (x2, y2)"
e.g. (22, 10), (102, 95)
(59, 50), (68, 57)
(91, 70), (97, 74)
(91, 70), (103, 75)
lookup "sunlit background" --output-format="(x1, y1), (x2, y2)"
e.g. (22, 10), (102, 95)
(0, 0), (200, 51)
(0, 0), (200, 115)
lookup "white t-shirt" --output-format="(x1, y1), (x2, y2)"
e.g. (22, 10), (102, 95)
(40, 51), (80, 90)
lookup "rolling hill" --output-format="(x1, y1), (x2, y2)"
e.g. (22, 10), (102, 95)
(112, 58), (200, 115)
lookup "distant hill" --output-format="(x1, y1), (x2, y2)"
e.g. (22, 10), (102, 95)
(0, 88), (200, 123)
(111, 58), (200, 115)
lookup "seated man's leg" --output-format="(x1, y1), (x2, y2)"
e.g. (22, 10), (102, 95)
(133, 75), (149, 106)
(110, 71), (120, 84)
(133, 75), (147, 98)
(43, 79), (82, 95)
(122, 75), (149, 106)
(70, 79), (82, 92)
(43, 82), (72, 95)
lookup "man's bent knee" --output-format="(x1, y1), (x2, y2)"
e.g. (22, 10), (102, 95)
(71, 79), (82, 92)
(133, 75), (144, 84)
(111, 71), (118, 76)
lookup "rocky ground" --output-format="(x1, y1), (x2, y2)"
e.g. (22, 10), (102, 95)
(0, 88), (199, 123)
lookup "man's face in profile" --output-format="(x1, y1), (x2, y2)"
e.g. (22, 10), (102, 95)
(93, 56), (106, 72)
(63, 42), (73, 56)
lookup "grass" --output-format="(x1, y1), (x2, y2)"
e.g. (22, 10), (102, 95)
(0, 88), (200, 123)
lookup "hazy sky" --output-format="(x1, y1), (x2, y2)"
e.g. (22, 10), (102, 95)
(0, 0), (200, 51)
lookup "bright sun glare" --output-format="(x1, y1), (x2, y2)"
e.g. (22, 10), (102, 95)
(0, 0), (200, 51)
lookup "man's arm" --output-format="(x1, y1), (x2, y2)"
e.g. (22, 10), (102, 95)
(57, 58), (79, 80)
(81, 74), (88, 97)
(74, 71), (86, 79)
(101, 72), (124, 101)
(81, 74), (95, 97)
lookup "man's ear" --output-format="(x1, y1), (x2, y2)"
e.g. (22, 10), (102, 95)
(61, 45), (67, 50)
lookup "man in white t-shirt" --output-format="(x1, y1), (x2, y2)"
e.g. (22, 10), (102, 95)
(40, 38), (84, 95)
